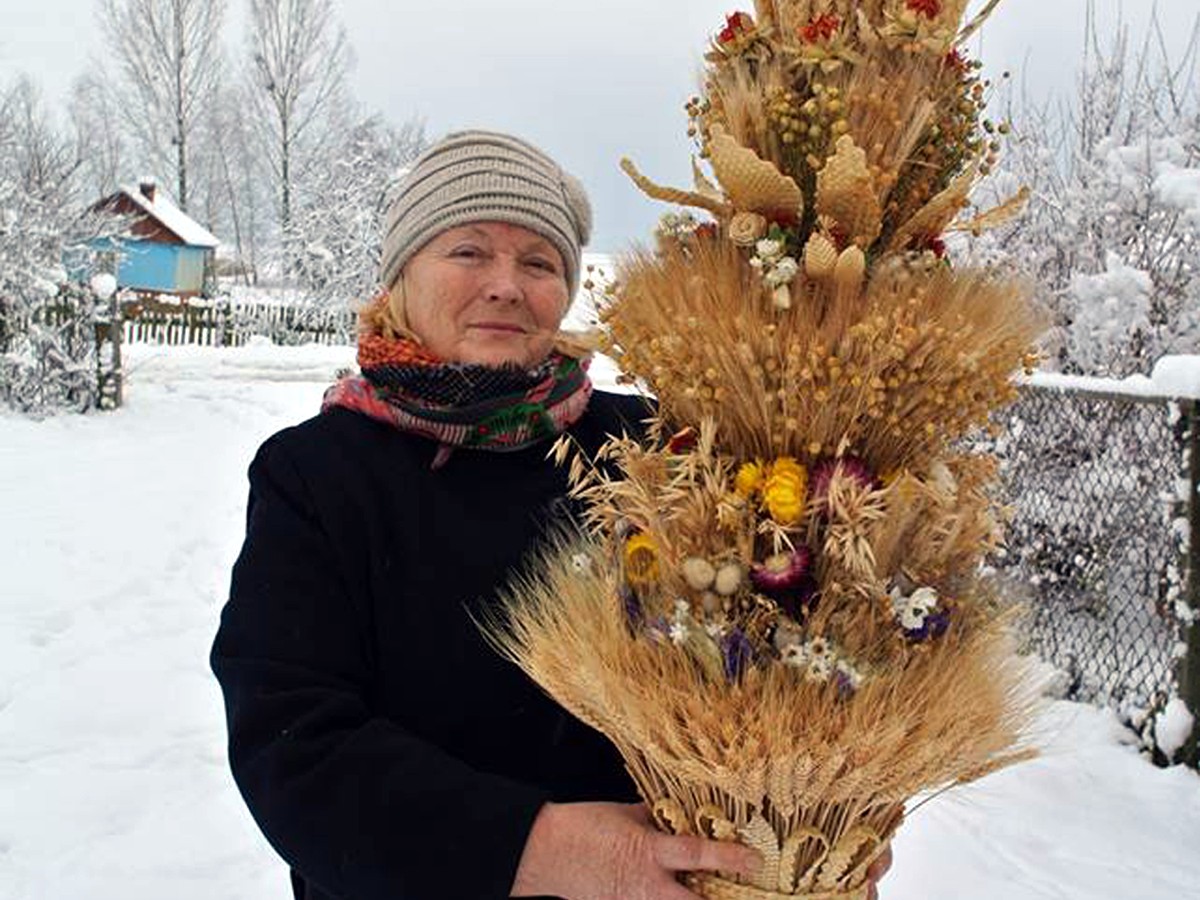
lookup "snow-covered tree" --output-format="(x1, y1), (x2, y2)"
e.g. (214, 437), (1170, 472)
(0, 78), (112, 414)
(98, 0), (227, 213)
(289, 114), (425, 315)
(994, 7), (1200, 376)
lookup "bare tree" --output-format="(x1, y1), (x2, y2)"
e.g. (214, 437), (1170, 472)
(98, 0), (226, 211)
(245, 0), (351, 249)
(68, 73), (127, 197)
(208, 82), (272, 284)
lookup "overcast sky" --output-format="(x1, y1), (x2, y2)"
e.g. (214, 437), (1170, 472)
(1, 0), (1197, 251)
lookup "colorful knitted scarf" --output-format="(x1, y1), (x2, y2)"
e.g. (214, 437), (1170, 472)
(322, 333), (593, 468)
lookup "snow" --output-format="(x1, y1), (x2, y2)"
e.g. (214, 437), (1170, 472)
(1, 341), (1198, 899)
(1154, 161), (1200, 226)
(1024, 355), (1200, 401)
(117, 183), (219, 249)
(89, 272), (117, 300)
(1150, 356), (1200, 401)
(1156, 697), (1197, 761)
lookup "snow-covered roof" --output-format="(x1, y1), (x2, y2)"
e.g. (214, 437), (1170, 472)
(117, 183), (219, 249)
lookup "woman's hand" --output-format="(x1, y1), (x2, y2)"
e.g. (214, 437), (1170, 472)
(864, 843), (893, 900)
(511, 800), (894, 900)
(511, 801), (761, 900)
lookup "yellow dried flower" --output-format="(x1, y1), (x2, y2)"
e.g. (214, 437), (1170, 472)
(734, 460), (766, 498)
(770, 456), (806, 484)
(763, 457), (808, 525)
(623, 533), (660, 586)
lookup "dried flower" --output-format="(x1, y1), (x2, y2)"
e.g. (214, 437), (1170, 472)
(720, 628), (754, 681)
(729, 211), (769, 246)
(656, 211), (701, 239)
(620, 584), (643, 630)
(800, 14), (841, 44)
(624, 533), (660, 586)
(891, 585), (949, 641)
(749, 548), (816, 619)
(714, 562), (743, 596)
(762, 457), (808, 525)
(667, 427), (699, 454)
(763, 256), (799, 288)
(755, 238), (785, 261)
(810, 456), (875, 512)
(906, 0), (941, 19)
(734, 460), (766, 498)
(717, 11), (755, 44)
(682, 557), (718, 591)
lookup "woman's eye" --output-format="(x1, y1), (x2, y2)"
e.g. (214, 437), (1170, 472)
(450, 245), (483, 259)
(527, 258), (558, 273)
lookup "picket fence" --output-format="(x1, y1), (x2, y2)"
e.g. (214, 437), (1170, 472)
(121, 297), (356, 347)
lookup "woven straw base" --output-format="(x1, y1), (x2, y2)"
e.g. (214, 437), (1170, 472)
(683, 873), (870, 900)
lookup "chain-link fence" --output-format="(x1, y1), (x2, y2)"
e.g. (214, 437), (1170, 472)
(987, 383), (1196, 715)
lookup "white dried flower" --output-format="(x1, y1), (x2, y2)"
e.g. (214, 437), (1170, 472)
(835, 660), (864, 690)
(806, 655), (834, 683)
(681, 557), (717, 591)
(756, 238), (785, 260)
(714, 563), (743, 596)
(807, 636), (831, 658)
(897, 604), (927, 631)
(781, 642), (807, 667)
(910, 587), (939, 612)
(774, 256), (799, 282)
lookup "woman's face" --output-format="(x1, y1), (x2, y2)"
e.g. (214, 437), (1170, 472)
(400, 222), (571, 368)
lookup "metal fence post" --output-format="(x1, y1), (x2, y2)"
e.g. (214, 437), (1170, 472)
(1182, 400), (1200, 767)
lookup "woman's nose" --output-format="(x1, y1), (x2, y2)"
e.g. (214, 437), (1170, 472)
(483, 258), (523, 303)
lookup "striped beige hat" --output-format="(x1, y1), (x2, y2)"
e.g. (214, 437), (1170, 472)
(380, 129), (593, 295)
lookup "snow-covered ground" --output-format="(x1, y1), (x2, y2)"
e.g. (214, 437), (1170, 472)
(2, 342), (1198, 900)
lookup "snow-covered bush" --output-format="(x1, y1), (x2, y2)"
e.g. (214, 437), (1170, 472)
(0, 77), (116, 415)
(994, 14), (1199, 377)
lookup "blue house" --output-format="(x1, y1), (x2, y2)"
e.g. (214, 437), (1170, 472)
(87, 179), (220, 297)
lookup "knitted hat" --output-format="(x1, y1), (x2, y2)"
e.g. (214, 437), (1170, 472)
(380, 129), (593, 296)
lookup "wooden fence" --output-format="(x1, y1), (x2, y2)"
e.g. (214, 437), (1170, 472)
(120, 297), (356, 347)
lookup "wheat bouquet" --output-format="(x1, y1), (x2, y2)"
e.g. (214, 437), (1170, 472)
(487, 2), (1045, 898)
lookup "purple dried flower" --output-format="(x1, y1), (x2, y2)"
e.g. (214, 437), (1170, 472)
(621, 584), (643, 631)
(834, 669), (857, 700)
(903, 610), (951, 643)
(927, 610), (951, 639)
(750, 548), (818, 620)
(721, 629), (754, 682)
(750, 547), (812, 595)
(810, 455), (876, 514)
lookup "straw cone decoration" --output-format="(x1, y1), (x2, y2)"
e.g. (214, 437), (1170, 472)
(486, 2), (1045, 898)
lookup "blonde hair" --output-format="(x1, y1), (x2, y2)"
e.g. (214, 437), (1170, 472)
(356, 273), (599, 361)
(357, 280), (420, 343)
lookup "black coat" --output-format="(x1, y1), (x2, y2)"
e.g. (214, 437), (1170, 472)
(211, 391), (652, 900)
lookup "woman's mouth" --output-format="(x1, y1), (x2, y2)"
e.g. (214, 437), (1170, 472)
(470, 322), (527, 334)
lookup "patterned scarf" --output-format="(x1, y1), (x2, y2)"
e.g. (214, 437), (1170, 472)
(322, 333), (593, 469)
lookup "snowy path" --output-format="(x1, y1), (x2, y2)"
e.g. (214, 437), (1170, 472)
(1, 343), (1197, 900)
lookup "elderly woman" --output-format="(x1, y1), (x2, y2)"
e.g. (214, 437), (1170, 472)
(211, 130), (887, 900)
